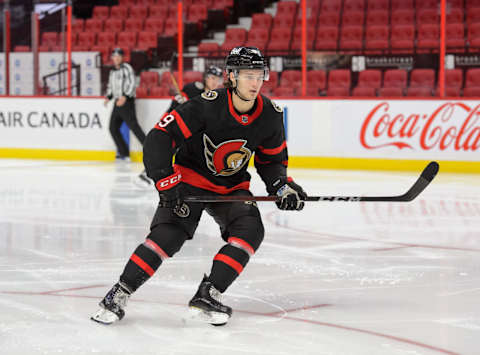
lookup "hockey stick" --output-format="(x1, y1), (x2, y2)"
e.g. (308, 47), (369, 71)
(184, 161), (439, 203)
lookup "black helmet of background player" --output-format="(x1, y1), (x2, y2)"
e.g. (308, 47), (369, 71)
(225, 46), (269, 101)
(203, 65), (223, 91)
(111, 47), (124, 67)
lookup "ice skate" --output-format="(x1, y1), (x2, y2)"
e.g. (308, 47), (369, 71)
(188, 275), (232, 326)
(134, 170), (153, 189)
(91, 282), (132, 325)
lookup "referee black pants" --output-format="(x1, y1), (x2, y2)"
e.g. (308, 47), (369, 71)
(109, 98), (146, 158)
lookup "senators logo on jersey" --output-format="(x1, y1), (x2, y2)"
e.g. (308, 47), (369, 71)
(203, 134), (252, 176)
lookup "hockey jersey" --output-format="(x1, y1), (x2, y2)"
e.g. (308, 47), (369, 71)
(166, 81), (205, 112)
(144, 88), (288, 194)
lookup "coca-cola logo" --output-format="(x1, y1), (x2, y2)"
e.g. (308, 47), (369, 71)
(360, 102), (480, 151)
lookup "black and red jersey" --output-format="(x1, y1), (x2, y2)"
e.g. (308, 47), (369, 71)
(166, 81), (205, 112)
(144, 88), (288, 194)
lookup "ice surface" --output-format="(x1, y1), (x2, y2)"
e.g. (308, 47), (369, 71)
(0, 159), (478, 355)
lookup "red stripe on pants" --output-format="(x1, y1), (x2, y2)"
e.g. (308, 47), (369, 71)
(214, 254), (243, 274)
(130, 254), (154, 276)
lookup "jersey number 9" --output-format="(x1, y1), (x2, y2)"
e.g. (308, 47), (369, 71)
(158, 114), (175, 128)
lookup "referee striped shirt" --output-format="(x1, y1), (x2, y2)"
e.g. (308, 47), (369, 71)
(106, 63), (136, 100)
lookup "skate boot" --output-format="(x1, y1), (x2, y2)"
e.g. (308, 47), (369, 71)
(188, 275), (232, 326)
(91, 282), (132, 324)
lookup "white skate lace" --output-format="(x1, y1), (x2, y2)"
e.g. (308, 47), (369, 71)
(113, 283), (131, 308)
(209, 286), (222, 303)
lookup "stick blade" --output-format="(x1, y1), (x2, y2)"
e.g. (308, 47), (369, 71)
(421, 161), (440, 182)
(401, 161), (439, 202)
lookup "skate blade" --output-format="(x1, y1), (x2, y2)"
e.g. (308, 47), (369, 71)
(90, 308), (120, 325)
(188, 306), (229, 326)
(133, 174), (153, 189)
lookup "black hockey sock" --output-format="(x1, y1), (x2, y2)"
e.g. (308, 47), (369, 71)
(120, 244), (162, 292)
(209, 244), (250, 293)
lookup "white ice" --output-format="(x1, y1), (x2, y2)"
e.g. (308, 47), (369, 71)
(0, 159), (478, 355)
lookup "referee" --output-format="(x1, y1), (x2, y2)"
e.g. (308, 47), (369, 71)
(104, 48), (146, 160)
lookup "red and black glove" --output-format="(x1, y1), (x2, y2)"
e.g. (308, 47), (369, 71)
(155, 167), (189, 216)
(270, 177), (307, 211)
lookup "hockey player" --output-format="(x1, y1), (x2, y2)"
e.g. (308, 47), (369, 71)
(167, 65), (223, 112)
(136, 65), (223, 186)
(92, 47), (307, 326)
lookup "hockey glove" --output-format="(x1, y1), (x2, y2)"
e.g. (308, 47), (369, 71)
(155, 167), (189, 217)
(271, 177), (307, 211)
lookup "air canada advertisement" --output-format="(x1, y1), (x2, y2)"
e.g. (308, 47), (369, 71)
(0, 98), (114, 150)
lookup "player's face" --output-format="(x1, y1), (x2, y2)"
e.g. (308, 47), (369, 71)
(112, 54), (123, 66)
(205, 74), (223, 91)
(235, 69), (264, 100)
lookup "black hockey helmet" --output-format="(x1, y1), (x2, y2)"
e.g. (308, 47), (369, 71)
(111, 47), (124, 57)
(205, 65), (223, 78)
(225, 46), (269, 81)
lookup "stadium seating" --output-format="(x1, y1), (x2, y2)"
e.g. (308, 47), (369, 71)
(150, 86), (170, 96)
(366, 10), (388, 26)
(339, 26), (363, 53)
(110, 6), (128, 20)
(136, 31), (157, 51)
(129, 6), (149, 18)
(105, 18), (124, 33)
(307, 70), (327, 93)
(197, 42), (220, 56)
(417, 24), (440, 53)
(367, 0), (389, 11)
(267, 27), (292, 55)
(144, 18), (164, 33)
(246, 28), (270, 53)
(446, 24), (466, 53)
(315, 26), (338, 51)
(250, 13), (273, 30)
(383, 69), (407, 91)
(92, 6), (109, 19)
(378, 87), (404, 96)
(136, 86), (149, 98)
(85, 18), (103, 32)
(352, 87), (377, 96)
(220, 28), (247, 54)
(183, 71), (203, 84)
(365, 25), (389, 54)
(125, 18), (144, 32)
(274, 86), (296, 97)
(97, 32), (116, 47)
(188, 4), (208, 23)
(140, 71), (159, 89)
(280, 70), (301, 89)
(291, 26), (315, 52)
(117, 32), (138, 49)
(356, 69), (382, 90)
(391, 25), (415, 53)
(328, 69), (351, 96)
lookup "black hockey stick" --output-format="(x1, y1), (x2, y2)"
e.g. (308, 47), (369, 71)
(184, 161), (439, 203)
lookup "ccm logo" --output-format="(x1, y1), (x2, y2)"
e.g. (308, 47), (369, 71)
(156, 172), (182, 191)
(158, 114), (175, 128)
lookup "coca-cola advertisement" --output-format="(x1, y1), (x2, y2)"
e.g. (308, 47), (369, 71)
(332, 100), (480, 161)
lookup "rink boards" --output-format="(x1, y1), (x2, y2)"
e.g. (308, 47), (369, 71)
(0, 96), (479, 172)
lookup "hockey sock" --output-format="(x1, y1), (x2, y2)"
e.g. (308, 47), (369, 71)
(119, 242), (163, 292)
(209, 244), (251, 293)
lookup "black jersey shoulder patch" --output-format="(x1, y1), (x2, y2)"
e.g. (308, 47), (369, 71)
(194, 81), (204, 90)
(271, 100), (283, 113)
(201, 90), (218, 101)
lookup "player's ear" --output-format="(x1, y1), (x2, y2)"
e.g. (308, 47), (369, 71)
(229, 71), (236, 87)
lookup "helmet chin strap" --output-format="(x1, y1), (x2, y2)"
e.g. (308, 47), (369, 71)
(233, 87), (255, 102)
